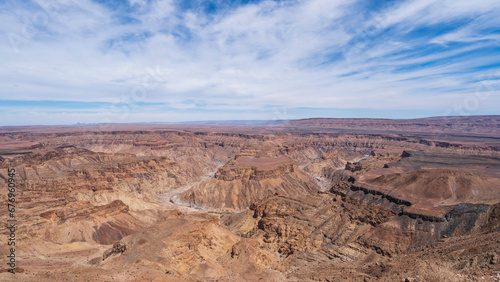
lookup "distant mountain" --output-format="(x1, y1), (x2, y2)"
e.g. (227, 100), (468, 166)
(278, 115), (500, 136)
(142, 120), (289, 125)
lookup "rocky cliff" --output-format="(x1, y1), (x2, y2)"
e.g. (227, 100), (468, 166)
(179, 156), (320, 211)
(0, 122), (499, 281)
(223, 181), (500, 280)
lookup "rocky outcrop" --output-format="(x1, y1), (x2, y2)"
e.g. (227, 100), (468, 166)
(350, 185), (412, 207)
(175, 154), (317, 210)
(102, 241), (127, 261)
(345, 161), (363, 172)
(358, 168), (500, 216)
(482, 202), (500, 232)
(226, 184), (497, 261)
(179, 157), (320, 211)
(39, 200), (128, 223)
(345, 150), (403, 173)
(95, 218), (280, 281)
(215, 163), (294, 181)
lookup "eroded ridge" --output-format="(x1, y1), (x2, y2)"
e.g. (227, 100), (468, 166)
(0, 120), (499, 281)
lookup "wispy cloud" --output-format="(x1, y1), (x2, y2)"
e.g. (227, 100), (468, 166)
(0, 0), (499, 125)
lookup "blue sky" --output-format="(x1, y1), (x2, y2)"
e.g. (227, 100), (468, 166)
(1, 0), (499, 125)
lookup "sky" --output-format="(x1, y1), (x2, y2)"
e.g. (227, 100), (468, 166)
(1, 0), (499, 125)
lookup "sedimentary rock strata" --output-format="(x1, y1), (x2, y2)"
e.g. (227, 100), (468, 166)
(0, 118), (499, 281)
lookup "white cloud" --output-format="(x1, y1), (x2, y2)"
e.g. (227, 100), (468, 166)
(0, 0), (499, 125)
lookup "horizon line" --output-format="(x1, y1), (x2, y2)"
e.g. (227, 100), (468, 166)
(1, 114), (499, 128)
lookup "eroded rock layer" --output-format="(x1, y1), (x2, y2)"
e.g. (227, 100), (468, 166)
(0, 119), (499, 281)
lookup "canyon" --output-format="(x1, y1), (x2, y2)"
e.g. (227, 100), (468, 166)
(0, 116), (499, 281)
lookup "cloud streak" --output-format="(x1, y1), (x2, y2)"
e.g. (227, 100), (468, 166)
(0, 0), (499, 125)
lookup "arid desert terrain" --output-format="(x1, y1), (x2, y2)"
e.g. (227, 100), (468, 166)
(1, 116), (500, 281)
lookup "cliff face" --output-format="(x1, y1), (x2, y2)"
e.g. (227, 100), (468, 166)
(281, 116), (500, 136)
(231, 184), (403, 258)
(357, 168), (500, 216)
(222, 180), (499, 280)
(0, 123), (499, 281)
(97, 217), (284, 281)
(344, 150), (403, 173)
(39, 199), (144, 245)
(0, 136), (241, 254)
(214, 159), (294, 181)
(179, 158), (320, 211)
